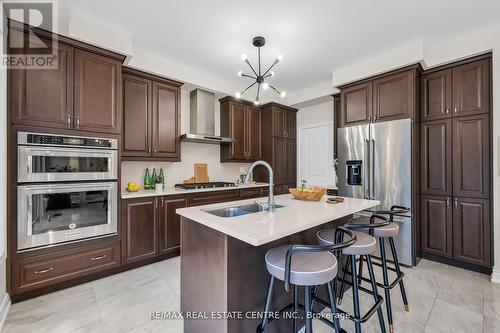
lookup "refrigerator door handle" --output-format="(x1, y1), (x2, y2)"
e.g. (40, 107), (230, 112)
(364, 138), (370, 199)
(371, 138), (375, 199)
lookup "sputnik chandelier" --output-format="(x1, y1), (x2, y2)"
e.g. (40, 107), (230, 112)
(235, 36), (285, 105)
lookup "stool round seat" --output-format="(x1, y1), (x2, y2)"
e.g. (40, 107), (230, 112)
(265, 245), (338, 286)
(317, 229), (376, 255)
(349, 216), (400, 237)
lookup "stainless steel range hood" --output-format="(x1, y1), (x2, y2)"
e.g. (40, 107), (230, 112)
(180, 89), (235, 144)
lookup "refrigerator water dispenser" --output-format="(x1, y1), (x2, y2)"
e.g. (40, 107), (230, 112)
(346, 160), (362, 186)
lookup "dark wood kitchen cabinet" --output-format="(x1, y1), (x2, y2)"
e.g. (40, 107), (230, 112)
(122, 73), (152, 157)
(272, 105), (297, 139)
(340, 81), (372, 127)
(9, 35), (74, 129)
(373, 69), (416, 122)
(74, 49), (122, 134)
(452, 197), (490, 266)
(333, 94), (341, 159)
(122, 196), (158, 264)
(420, 55), (492, 272)
(421, 69), (452, 121)
(421, 58), (490, 121)
(339, 64), (420, 127)
(421, 195), (452, 258)
(159, 196), (188, 254)
(9, 25), (126, 134)
(452, 114), (490, 199)
(255, 103), (297, 188)
(452, 59), (490, 117)
(122, 68), (182, 161)
(420, 119), (452, 195)
(219, 97), (261, 162)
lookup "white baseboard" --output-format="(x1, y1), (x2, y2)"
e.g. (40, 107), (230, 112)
(491, 268), (500, 284)
(0, 293), (11, 330)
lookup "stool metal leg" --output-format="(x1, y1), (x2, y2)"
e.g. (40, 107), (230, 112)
(293, 284), (299, 333)
(358, 256), (364, 286)
(259, 276), (276, 333)
(304, 286), (313, 333)
(350, 255), (362, 333)
(337, 255), (350, 305)
(388, 237), (409, 312)
(365, 255), (387, 333)
(380, 238), (394, 333)
(326, 280), (341, 333)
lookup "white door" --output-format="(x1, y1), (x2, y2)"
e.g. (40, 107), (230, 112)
(299, 123), (334, 187)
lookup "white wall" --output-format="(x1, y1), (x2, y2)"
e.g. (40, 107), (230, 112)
(121, 89), (249, 189)
(296, 100), (335, 187)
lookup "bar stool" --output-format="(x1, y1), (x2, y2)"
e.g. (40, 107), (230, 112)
(348, 206), (411, 333)
(316, 215), (390, 333)
(257, 227), (356, 333)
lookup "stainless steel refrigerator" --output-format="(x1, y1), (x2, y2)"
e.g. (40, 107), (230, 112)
(338, 118), (413, 265)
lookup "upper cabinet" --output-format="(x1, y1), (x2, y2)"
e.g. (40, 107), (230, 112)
(74, 50), (122, 134)
(339, 65), (420, 127)
(340, 82), (372, 127)
(9, 25), (125, 134)
(219, 97), (261, 162)
(373, 69), (416, 122)
(121, 68), (182, 161)
(421, 58), (490, 121)
(272, 106), (297, 139)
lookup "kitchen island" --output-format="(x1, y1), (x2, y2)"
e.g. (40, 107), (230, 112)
(176, 194), (380, 333)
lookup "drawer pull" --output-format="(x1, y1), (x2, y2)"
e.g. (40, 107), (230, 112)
(91, 255), (107, 261)
(34, 267), (54, 274)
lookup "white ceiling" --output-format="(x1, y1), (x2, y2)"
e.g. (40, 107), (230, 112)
(71, 0), (500, 95)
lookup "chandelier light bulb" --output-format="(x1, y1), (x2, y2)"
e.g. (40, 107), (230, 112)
(280, 91), (286, 98)
(235, 92), (241, 99)
(238, 71), (243, 77)
(276, 54), (283, 62)
(262, 82), (269, 90)
(254, 99), (260, 105)
(241, 54), (248, 61)
(269, 71), (275, 77)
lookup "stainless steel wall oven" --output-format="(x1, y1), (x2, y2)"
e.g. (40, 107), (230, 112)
(16, 132), (118, 251)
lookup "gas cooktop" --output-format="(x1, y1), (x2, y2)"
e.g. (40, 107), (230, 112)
(175, 182), (236, 190)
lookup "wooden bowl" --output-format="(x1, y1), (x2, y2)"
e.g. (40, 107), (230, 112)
(289, 186), (327, 201)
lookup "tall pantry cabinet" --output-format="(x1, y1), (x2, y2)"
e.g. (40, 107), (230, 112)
(420, 56), (492, 271)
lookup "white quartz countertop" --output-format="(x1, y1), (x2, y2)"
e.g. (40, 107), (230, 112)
(121, 182), (269, 199)
(176, 194), (380, 246)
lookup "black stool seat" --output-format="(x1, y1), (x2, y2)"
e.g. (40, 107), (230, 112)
(349, 216), (400, 237)
(265, 245), (338, 286)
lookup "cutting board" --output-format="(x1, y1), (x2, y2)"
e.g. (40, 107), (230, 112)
(183, 163), (209, 183)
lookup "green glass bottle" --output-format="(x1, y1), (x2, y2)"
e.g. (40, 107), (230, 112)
(151, 168), (157, 188)
(144, 168), (151, 190)
(159, 168), (165, 187)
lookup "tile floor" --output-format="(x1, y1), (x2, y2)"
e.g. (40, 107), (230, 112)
(2, 257), (499, 333)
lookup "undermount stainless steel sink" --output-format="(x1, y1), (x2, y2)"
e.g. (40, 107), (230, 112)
(205, 203), (284, 218)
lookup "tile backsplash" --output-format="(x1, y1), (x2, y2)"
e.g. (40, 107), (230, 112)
(121, 141), (250, 189)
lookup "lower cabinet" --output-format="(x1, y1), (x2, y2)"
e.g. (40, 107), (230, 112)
(453, 197), (490, 266)
(11, 240), (120, 295)
(421, 195), (452, 258)
(122, 196), (158, 264)
(421, 194), (491, 268)
(159, 196), (188, 254)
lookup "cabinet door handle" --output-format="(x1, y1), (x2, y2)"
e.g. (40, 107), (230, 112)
(368, 115), (372, 122)
(454, 197), (458, 209)
(154, 198), (158, 208)
(446, 197), (450, 208)
(34, 267), (54, 274)
(161, 197), (164, 207)
(91, 254), (107, 261)
(148, 148), (151, 154)
(454, 107), (458, 114)
(66, 114), (71, 127)
(76, 115), (80, 129)
(374, 115), (377, 121)
(445, 108), (450, 115)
